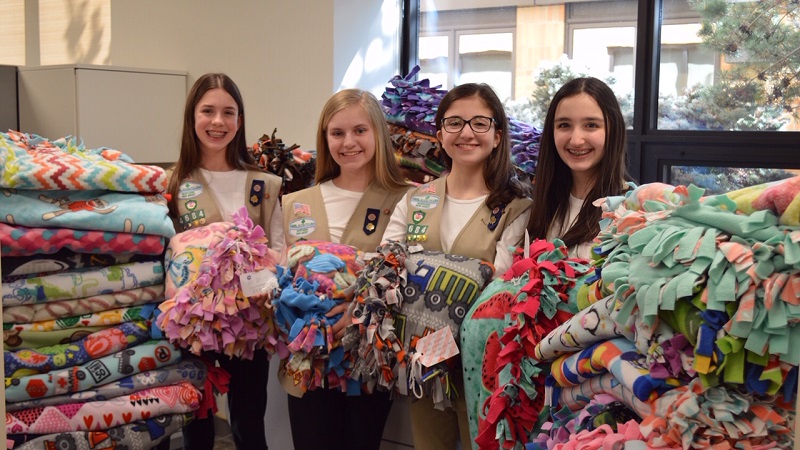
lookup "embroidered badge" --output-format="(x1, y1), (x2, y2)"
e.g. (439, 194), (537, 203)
(250, 180), (265, 206)
(289, 218), (317, 237)
(179, 209), (207, 229)
(421, 184), (436, 194)
(406, 224), (429, 242)
(488, 204), (505, 231)
(412, 210), (426, 224)
(410, 194), (440, 210)
(363, 208), (380, 235)
(293, 202), (311, 215)
(178, 181), (203, 199)
(185, 200), (197, 211)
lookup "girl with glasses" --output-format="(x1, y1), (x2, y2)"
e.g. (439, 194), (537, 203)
(382, 82), (532, 450)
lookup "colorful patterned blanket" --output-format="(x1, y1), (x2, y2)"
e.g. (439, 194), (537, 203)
(1, 188), (175, 238)
(0, 130), (168, 193)
(0, 222), (166, 257)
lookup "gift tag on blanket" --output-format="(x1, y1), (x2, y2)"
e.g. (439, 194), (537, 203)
(240, 270), (278, 297)
(416, 326), (460, 367)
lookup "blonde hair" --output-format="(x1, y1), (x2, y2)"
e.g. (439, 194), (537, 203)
(315, 89), (407, 192)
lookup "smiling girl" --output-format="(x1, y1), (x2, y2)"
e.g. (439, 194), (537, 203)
(381, 82), (532, 450)
(165, 73), (283, 450)
(526, 76), (631, 259)
(280, 88), (409, 450)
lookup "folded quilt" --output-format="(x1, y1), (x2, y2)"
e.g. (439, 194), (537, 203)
(158, 208), (280, 359)
(3, 250), (160, 279)
(3, 260), (164, 306)
(6, 357), (206, 412)
(5, 340), (181, 403)
(6, 380), (200, 435)
(10, 412), (190, 450)
(5, 304), (151, 333)
(5, 321), (152, 378)
(3, 285), (164, 324)
(0, 130), (168, 193)
(0, 222), (166, 257)
(3, 326), (109, 351)
(1, 188), (175, 238)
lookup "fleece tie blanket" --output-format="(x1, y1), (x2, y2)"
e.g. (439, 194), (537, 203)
(6, 380), (200, 435)
(344, 241), (493, 409)
(2, 250), (160, 280)
(1, 188), (175, 238)
(158, 207), (281, 360)
(6, 357), (206, 412)
(10, 412), (190, 450)
(0, 222), (166, 257)
(4, 304), (152, 333)
(3, 285), (164, 324)
(388, 123), (448, 180)
(273, 240), (363, 394)
(5, 340), (181, 403)
(460, 239), (593, 450)
(0, 130), (168, 193)
(2, 260), (164, 306)
(5, 321), (152, 378)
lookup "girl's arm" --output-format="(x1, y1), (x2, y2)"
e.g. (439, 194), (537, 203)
(493, 208), (531, 277)
(380, 191), (410, 244)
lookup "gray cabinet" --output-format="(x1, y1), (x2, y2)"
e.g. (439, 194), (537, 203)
(18, 65), (186, 164)
(0, 65), (18, 132)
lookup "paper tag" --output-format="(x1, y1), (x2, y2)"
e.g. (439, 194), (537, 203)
(239, 270), (277, 297)
(416, 326), (459, 368)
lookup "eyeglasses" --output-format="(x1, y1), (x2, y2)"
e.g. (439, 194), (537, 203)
(441, 116), (496, 133)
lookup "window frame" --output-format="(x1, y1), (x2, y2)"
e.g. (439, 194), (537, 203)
(402, 0), (800, 186)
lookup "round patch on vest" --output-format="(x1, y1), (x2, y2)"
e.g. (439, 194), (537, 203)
(289, 218), (317, 237)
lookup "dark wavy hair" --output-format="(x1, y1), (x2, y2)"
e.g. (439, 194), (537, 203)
(434, 83), (530, 209)
(526, 77), (631, 249)
(167, 73), (258, 217)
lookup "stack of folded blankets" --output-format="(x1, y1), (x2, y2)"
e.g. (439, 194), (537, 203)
(1, 131), (203, 450)
(461, 177), (800, 449)
(381, 66), (542, 185)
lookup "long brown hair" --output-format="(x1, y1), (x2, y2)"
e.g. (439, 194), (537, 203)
(434, 83), (530, 209)
(166, 73), (258, 217)
(315, 89), (407, 192)
(526, 77), (630, 249)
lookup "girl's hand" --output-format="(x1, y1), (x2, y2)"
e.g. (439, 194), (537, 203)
(326, 302), (351, 341)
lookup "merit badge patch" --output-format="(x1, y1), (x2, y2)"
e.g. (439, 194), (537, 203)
(412, 210), (426, 224)
(406, 224), (429, 242)
(410, 194), (440, 210)
(250, 180), (265, 206)
(488, 204), (505, 231)
(178, 181), (203, 199)
(289, 217), (317, 237)
(185, 200), (197, 211)
(293, 202), (311, 215)
(363, 208), (380, 235)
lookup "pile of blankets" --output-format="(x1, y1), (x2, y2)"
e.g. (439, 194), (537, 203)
(461, 176), (800, 449)
(1, 131), (203, 450)
(381, 66), (541, 185)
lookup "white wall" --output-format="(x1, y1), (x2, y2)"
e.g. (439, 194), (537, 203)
(111, 0), (400, 155)
(108, 2), (405, 449)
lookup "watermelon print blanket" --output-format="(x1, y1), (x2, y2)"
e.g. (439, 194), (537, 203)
(0, 222), (166, 257)
(0, 130), (168, 193)
(1, 188), (175, 238)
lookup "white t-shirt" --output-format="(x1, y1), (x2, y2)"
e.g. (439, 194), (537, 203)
(200, 168), (285, 254)
(319, 180), (363, 244)
(545, 194), (592, 259)
(383, 191), (530, 277)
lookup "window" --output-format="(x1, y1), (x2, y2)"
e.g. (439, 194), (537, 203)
(408, 0), (800, 192)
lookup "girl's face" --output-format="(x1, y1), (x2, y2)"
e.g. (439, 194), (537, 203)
(553, 92), (606, 181)
(436, 96), (500, 169)
(326, 104), (376, 177)
(194, 88), (241, 157)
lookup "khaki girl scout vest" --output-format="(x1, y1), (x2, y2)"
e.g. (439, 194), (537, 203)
(404, 176), (531, 262)
(168, 168), (282, 233)
(282, 182), (407, 251)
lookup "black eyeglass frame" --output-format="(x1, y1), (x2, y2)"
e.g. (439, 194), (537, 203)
(440, 115), (498, 133)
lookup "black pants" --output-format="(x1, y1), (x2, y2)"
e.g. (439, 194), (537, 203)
(181, 348), (270, 450)
(287, 388), (393, 450)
